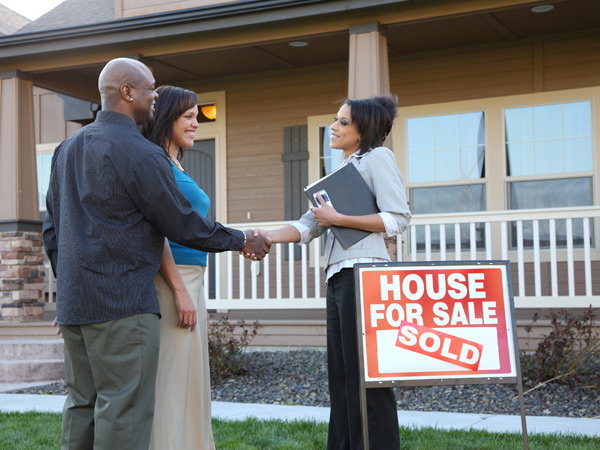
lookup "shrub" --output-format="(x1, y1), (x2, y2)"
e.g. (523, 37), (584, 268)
(208, 316), (261, 382)
(521, 306), (599, 386)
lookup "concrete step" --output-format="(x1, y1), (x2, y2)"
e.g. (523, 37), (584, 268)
(0, 359), (65, 383)
(0, 319), (59, 339)
(0, 338), (65, 383)
(0, 339), (63, 360)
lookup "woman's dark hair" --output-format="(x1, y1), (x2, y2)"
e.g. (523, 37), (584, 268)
(141, 85), (198, 162)
(345, 94), (399, 155)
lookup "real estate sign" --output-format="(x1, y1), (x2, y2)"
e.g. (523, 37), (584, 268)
(355, 261), (518, 384)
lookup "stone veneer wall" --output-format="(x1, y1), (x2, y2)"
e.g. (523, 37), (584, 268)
(0, 231), (46, 321)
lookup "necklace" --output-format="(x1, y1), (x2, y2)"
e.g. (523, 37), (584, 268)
(169, 154), (184, 172)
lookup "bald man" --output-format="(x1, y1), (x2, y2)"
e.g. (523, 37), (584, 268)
(43, 58), (270, 450)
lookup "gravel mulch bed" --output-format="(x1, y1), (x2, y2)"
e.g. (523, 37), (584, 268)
(7, 350), (599, 419)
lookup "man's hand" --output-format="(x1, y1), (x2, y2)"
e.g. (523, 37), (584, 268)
(241, 229), (271, 261)
(52, 317), (62, 338)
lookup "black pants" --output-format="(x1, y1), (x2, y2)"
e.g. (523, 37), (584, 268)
(326, 269), (400, 450)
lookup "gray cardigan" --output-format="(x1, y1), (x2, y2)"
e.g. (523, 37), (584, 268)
(297, 146), (411, 269)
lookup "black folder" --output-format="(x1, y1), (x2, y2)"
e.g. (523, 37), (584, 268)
(304, 162), (379, 249)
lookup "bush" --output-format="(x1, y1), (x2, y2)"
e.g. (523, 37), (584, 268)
(521, 306), (599, 386)
(208, 316), (261, 382)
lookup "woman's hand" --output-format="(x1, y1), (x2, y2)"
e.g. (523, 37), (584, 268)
(243, 225), (300, 250)
(311, 193), (341, 227)
(173, 288), (197, 332)
(251, 228), (271, 240)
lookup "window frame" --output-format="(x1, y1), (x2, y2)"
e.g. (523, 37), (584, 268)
(36, 143), (59, 213)
(395, 87), (600, 213)
(398, 109), (488, 191)
(502, 98), (595, 211)
(195, 90), (227, 221)
(307, 114), (336, 195)
(393, 87), (600, 258)
(306, 114), (335, 267)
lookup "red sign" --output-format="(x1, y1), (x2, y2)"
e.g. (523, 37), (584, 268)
(357, 264), (517, 382)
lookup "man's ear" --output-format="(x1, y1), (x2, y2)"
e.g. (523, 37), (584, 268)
(120, 84), (133, 102)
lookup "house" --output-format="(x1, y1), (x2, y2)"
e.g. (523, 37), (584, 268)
(0, 0), (599, 347)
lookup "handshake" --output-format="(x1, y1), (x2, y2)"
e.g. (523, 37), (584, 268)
(239, 229), (272, 261)
(239, 226), (298, 261)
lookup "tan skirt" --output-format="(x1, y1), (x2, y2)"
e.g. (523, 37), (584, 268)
(149, 265), (215, 450)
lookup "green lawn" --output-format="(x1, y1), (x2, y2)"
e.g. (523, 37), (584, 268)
(1, 412), (599, 450)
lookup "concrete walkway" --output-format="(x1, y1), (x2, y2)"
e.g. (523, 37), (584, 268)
(0, 393), (598, 437)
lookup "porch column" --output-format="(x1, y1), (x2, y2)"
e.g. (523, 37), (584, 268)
(347, 23), (398, 260)
(348, 22), (391, 98)
(0, 72), (45, 321)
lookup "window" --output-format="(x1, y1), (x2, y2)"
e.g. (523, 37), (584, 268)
(505, 101), (592, 177)
(319, 126), (345, 178)
(505, 100), (594, 248)
(306, 115), (345, 263)
(408, 112), (485, 183)
(407, 111), (486, 251)
(36, 144), (57, 212)
(396, 88), (599, 258)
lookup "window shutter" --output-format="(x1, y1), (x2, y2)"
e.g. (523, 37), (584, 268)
(282, 125), (308, 259)
(282, 125), (309, 220)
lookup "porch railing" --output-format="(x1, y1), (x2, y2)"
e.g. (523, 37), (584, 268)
(43, 206), (600, 310)
(405, 206), (600, 309)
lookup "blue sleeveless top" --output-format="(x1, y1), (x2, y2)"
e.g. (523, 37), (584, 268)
(168, 163), (210, 266)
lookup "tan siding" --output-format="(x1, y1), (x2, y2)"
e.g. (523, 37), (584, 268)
(517, 319), (568, 352)
(390, 43), (535, 106)
(38, 92), (67, 144)
(190, 63), (346, 223)
(33, 88), (82, 145)
(181, 35), (600, 224)
(390, 33), (600, 107)
(543, 34), (600, 91)
(66, 122), (81, 136)
(511, 262), (600, 297)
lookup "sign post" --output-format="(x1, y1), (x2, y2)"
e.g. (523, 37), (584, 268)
(354, 260), (528, 450)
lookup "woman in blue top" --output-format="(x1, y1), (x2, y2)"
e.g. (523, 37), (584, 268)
(142, 85), (215, 450)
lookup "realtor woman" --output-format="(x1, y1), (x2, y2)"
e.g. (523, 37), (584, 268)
(252, 95), (411, 449)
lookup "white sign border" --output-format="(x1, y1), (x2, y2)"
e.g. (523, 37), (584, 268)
(355, 260), (521, 387)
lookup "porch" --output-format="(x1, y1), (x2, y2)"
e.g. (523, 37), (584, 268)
(34, 205), (600, 349)
(193, 206), (600, 310)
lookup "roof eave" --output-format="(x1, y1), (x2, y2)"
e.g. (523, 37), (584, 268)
(0, 0), (408, 59)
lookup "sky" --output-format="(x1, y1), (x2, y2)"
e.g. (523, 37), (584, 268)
(0, 0), (65, 21)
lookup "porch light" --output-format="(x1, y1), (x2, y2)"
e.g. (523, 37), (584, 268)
(289, 41), (308, 47)
(530, 4), (555, 13)
(199, 104), (216, 122)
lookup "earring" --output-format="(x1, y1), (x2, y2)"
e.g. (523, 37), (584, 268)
(129, 97), (133, 101)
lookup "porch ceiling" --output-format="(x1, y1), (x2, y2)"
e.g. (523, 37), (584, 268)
(19, 0), (600, 102)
